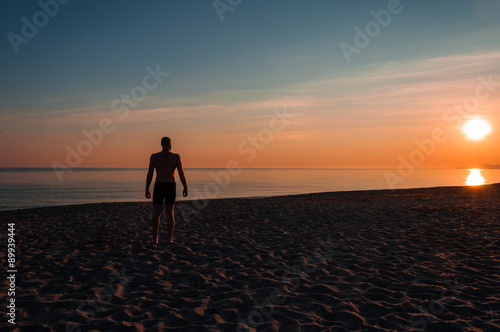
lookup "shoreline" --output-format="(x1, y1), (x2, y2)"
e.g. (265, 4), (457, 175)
(2, 182), (500, 213)
(1, 183), (499, 330)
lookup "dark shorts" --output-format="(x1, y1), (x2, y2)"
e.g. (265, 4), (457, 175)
(153, 182), (176, 205)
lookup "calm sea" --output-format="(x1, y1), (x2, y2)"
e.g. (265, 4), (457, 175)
(1, 168), (499, 211)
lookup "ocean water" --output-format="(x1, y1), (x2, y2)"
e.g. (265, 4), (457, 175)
(1, 168), (499, 211)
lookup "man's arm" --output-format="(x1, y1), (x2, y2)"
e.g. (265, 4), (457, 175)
(145, 155), (155, 198)
(177, 155), (188, 197)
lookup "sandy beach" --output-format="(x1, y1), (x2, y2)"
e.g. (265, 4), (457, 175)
(1, 184), (499, 331)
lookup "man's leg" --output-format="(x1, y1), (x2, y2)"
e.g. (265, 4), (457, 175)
(165, 204), (175, 243)
(152, 204), (163, 244)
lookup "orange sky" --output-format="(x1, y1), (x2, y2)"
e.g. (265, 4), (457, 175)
(2, 1), (500, 170)
(1, 53), (499, 170)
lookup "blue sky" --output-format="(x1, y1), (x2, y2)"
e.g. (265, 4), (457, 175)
(1, 0), (499, 168)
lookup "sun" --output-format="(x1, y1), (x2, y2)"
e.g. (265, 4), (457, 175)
(461, 118), (492, 141)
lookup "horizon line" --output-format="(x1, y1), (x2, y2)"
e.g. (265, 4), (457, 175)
(0, 167), (497, 171)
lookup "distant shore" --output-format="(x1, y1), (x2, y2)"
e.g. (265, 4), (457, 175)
(1, 184), (499, 330)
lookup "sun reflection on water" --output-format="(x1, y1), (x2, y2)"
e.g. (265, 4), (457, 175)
(465, 169), (486, 186)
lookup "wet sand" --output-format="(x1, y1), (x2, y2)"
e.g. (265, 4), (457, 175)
(1, 184), (499, 331)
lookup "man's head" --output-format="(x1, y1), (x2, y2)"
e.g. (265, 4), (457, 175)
(161, 137), (171, 150)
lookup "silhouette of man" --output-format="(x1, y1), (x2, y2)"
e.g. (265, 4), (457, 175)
(145, 137), (188, 244)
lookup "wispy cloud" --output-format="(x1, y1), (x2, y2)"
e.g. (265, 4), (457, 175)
(5, 52), (500, 144)
(281, 52), (500, 127)
(0, 106), (104, 121)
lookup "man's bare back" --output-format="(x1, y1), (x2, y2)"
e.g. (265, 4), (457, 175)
(149, 151), (180, 183)
(145, 137), (187, 199)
